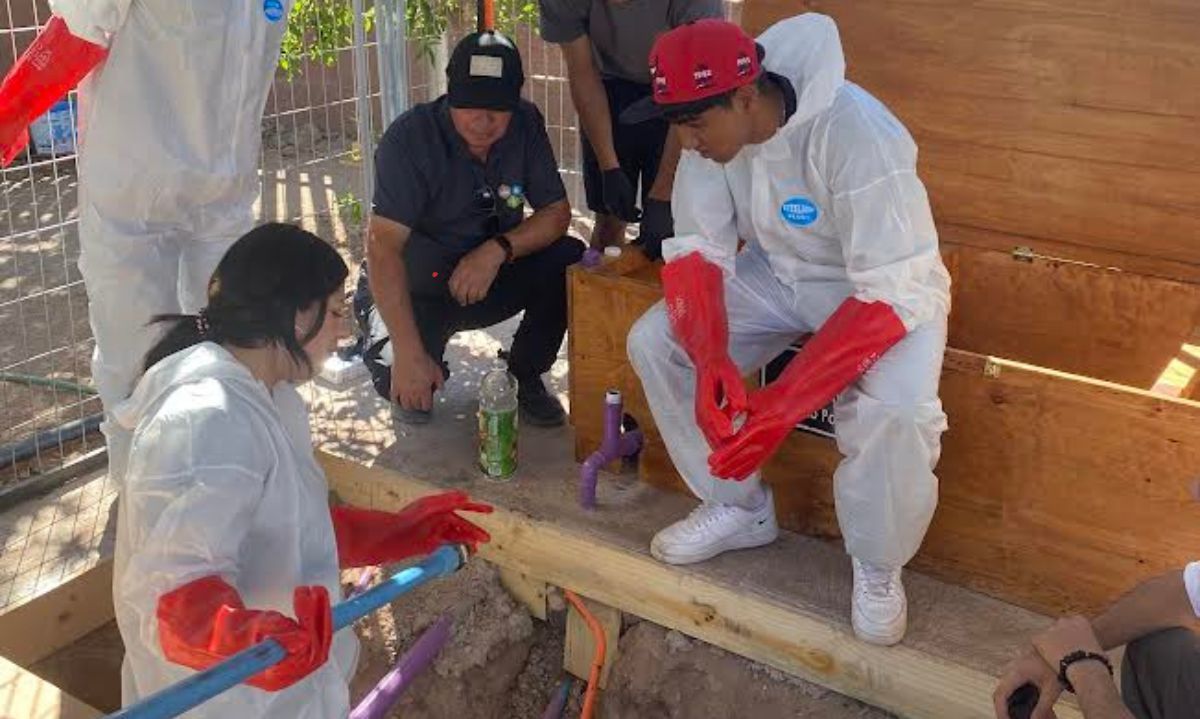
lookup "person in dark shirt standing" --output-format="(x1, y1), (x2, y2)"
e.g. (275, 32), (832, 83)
(357, 30), (582, 426)
(539, 0), (724, 256)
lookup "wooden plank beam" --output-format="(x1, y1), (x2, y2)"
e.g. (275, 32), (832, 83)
(0, 561), (115, 667)
(499, 567), (548, 622)
(0, 655), (100, 719)
(320, 451), (1083, 719)
(564, 595), (621, 689)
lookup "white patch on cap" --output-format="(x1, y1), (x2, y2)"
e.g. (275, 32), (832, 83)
(469, 55), (504, 78)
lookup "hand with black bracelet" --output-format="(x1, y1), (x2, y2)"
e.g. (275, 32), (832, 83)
(1031, 616), (1110, 689)
(1030, 617), (1132, 719)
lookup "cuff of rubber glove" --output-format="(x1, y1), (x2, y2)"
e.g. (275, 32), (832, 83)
(47, 8), (115, 47)
(661, 237), (735, 274)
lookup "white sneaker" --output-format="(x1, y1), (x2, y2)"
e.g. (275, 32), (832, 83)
(851, 557), (907, 646)
(650, 489), (779, 565)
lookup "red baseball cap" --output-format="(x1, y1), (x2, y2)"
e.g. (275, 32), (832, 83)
(621, 19), (762, 124)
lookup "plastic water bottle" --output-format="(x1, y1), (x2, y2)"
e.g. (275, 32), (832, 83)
(478, 367), (518, 480)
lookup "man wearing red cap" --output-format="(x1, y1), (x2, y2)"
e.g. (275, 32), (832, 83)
(624, 15), (951, 645)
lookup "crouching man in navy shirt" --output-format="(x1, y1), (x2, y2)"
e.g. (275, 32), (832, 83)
(356, 30), (582, 426)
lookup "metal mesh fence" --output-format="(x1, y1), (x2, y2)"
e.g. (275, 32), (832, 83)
(0, 0), (101, 490)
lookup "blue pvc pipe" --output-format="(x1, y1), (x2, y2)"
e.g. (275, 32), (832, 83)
(107, 544), (467, 719)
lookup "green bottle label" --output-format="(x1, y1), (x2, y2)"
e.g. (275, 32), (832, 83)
(479, 407), (518, 478)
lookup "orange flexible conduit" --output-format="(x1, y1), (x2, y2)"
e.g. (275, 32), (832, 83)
(479, 0), (496, 32)
(563, 590), (605, 719)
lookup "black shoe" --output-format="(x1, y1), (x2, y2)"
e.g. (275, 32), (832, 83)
(392, 403), (432, 425)
(517, 377), (566, 427)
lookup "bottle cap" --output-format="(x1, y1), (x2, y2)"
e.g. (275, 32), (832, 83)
(604, 246), (622, 258)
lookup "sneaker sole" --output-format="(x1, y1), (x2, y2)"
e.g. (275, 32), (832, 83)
(851, 605), (907, 647)
(650, 524), (779, 566)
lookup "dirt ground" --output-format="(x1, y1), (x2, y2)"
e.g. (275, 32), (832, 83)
(350, 560), (576, 719)
(346, 557), (895, 719)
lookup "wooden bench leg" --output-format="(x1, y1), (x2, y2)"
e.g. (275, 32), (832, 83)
(564, 594), (622, 689)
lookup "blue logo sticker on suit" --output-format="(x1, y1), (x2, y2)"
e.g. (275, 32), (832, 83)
(780, 196), (819, 227)
(264, 0), (285, 22)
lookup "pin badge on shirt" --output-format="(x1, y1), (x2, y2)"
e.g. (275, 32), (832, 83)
(499, 183), (525, 210)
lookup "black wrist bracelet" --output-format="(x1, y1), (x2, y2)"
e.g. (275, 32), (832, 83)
(491, 234), (514, 263)
(1058, 650), (1113, 693)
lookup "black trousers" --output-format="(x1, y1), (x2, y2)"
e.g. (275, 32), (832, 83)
(1121, 628), (1200, 719)
(355, 233), (584, 400)
(580, 77), (670, 215)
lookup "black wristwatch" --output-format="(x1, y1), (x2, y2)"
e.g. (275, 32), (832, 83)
(490, 234), (514, 263)
(1057, 650), (1113, 693)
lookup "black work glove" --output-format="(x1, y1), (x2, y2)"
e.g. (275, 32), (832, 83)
(601, 168), (641, 223)
(634, 198), (673, 261)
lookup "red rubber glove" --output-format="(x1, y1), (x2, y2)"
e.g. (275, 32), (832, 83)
(709, 298), (907, 480)
(0, 16), (108, 167)
(331, 491), (493, 568)
(156, 576), (333, 692)
(661, 251), (748, 448)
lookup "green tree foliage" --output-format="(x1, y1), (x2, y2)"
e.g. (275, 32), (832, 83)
(279, 0), (539, 77)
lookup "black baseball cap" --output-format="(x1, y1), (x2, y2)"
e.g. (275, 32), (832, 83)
(446, 31), (525, 111)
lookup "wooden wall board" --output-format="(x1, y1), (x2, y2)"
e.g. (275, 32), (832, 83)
(939, 222), (1200, 287)
(740, 0), (1200, 270)
(942, 244), (1200, 389)
(919, 353), (1200, 615)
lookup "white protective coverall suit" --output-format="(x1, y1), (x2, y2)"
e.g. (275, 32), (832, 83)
(627, 14), (952, 569)
(112, 342), (358, 717)
(50, 0), (292, 487)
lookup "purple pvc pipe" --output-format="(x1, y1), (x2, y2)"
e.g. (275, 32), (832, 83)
(540, 676), (574, 719)
(580, 248), (603, 268)
(349, 614), (453, 719)
(351, 566), (378, 597)
(580, 390), (642, 509)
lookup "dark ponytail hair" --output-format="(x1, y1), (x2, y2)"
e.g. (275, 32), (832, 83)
(144, 223), (349, 373)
